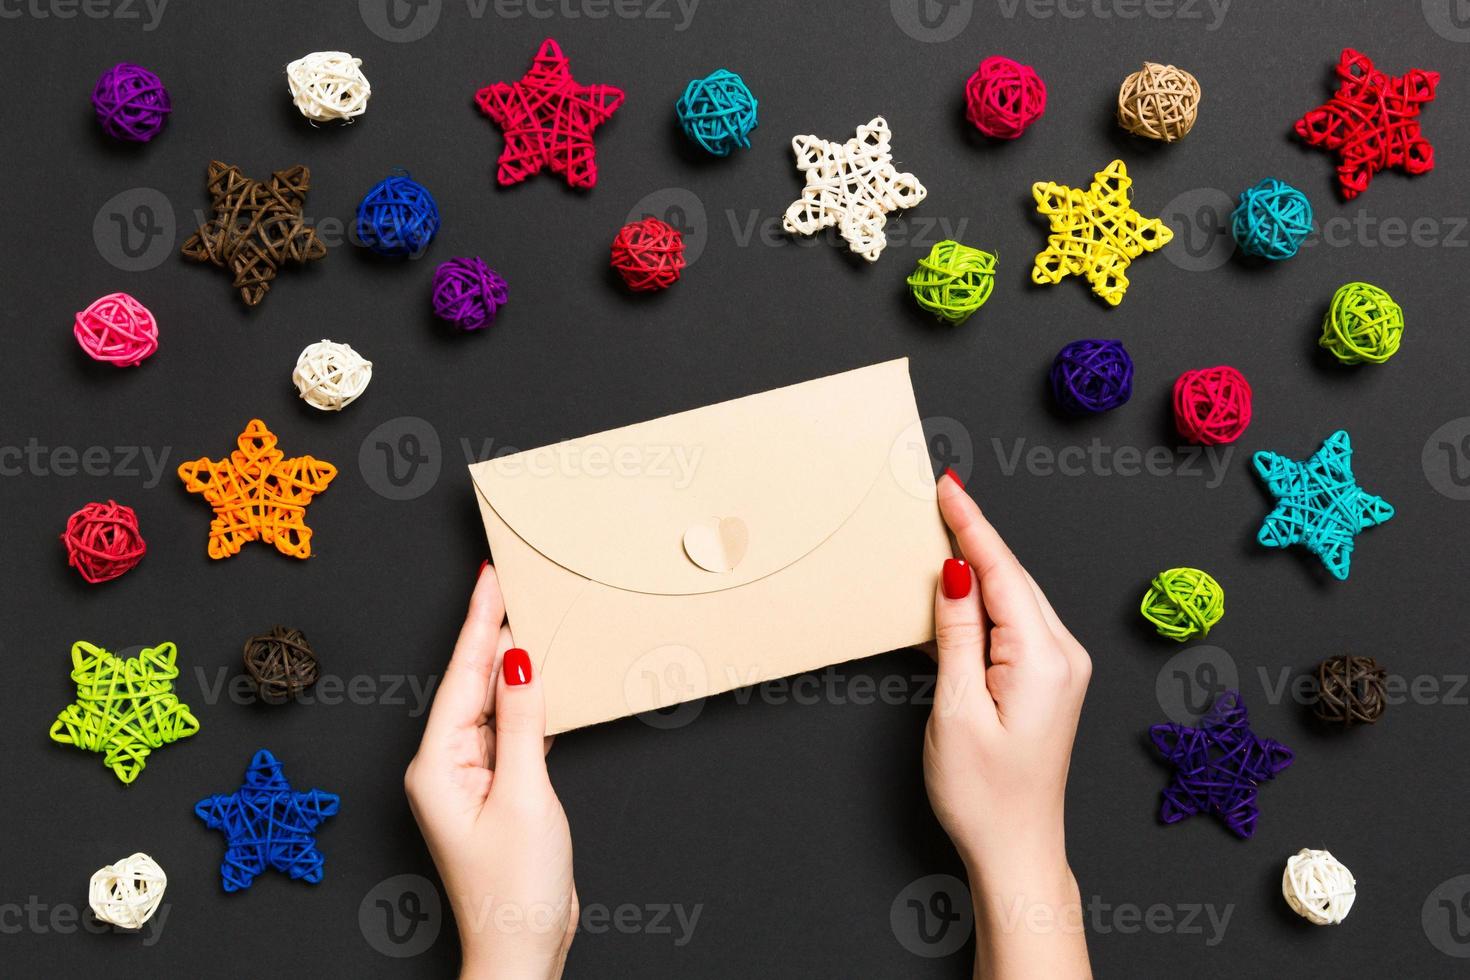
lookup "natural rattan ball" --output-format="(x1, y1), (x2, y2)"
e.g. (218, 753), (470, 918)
(1117, 62), (1201, 142)
(1283, 848), (1356, 925)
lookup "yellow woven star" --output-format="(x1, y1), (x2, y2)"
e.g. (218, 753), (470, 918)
(1030, 159), (1172, 306)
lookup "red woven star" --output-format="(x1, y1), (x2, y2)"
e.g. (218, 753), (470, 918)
(1293, 48), (1438, 200)
(474, 38), (624, 189)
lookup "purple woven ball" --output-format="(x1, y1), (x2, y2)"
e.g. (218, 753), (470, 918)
(92, 63), (171, 142)
(1050, 339), (1133, 414)
(431, 257), (508, 332)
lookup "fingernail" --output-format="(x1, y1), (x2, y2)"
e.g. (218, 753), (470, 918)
(503, 648), (532, 686)
(943, 467), (965, 490)
(477, 558), (489, 576)
(942, 558), (972, 600)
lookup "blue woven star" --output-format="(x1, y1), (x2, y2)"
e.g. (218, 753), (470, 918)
(195, 749), (340, 892)
(1253, 430), (1394, 580)
(1150, 690), (1293, 839)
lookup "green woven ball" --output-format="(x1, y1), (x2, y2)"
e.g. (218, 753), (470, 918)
(907, 240), (996, 324)
(1320, 281), (1403, 365)
(1140, 567), (1224, 642)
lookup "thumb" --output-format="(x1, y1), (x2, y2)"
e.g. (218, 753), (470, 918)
(492, 648), (550, 788)
(933, 558), (995, 724)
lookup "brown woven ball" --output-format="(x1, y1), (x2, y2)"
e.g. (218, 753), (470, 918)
(243, 626), (320, 702)
(1312, 654), (1387, 727)
(1117, 62), (1201, 142)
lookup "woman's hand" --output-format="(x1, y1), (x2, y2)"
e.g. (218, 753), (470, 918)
(406, 564), (576, 980)
(925, 473), (1092, 980)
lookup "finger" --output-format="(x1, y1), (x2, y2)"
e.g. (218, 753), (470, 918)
(423, 563), (506, 746)
(933, 557), (996, 724)
(478, 624), (517, 765)
(490, 647), (551, 790)
(937, 473), (1048, 642)
(1019, 565), (1069, 641)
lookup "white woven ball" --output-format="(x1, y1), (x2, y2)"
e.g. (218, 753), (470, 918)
(89, 852), (167, 930)
(286, 51), (371, 123)
(293, 339), (373, 411)
(1282, 848), (1356, 925)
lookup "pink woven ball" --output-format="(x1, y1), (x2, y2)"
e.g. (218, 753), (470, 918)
(964, 56), (1046, 139)
(74, 292), (158, 367)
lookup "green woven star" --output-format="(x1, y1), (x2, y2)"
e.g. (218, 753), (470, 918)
(50, 641), (200, 783)
(1254, 430), (1394, 581)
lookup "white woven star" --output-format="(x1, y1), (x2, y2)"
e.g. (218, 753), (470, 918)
(783, 116), (927, 262)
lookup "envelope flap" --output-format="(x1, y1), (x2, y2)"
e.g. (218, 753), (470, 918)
(469, 359), (923, 596)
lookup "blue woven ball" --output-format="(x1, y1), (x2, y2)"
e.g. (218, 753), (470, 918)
(675, 69), (758, 157)
(356, 172), (440, 257)
(1231, 178), (1312, 261)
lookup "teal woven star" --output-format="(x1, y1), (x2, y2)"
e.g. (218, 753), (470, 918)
(1253, 430), (1394, 580)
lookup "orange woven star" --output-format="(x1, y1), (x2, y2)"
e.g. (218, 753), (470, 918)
(178, 419), (337, 560)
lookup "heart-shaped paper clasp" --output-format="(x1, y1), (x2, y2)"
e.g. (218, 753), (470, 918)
(682, 517), (749, 573)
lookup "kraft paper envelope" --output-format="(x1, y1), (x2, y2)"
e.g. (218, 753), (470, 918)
(469, 358), (951, 734)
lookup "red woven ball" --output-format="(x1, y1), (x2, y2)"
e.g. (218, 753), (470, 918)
(62, 500), (146, 583)
(1173, 366), (1253, 445)
(964, 56), (1046, 139)
(611, 217), (685, 292)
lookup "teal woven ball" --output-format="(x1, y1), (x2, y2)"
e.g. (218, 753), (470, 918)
(675, 69), (757, 157)
(1231, 178), (1313, 260)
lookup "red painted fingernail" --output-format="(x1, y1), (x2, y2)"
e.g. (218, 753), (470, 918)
(943, 467), (965, 490)
(478, 558), (490, 576)
(503, 648), (532, 686)
(942, 559), (972, 600)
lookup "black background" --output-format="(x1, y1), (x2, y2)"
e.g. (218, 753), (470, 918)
(4, 0), (1470, 976)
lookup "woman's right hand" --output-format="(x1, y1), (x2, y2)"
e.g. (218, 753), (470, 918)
(923, 472), (1093, 979)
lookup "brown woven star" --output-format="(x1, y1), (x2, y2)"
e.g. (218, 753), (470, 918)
(243, 626), (320, 702)
(177, 419), (337, 560)
(181, 161), (327, 307)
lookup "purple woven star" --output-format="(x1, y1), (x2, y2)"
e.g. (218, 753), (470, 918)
(195, 749), (340, 892)
(1150, 690), (1293, 839)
